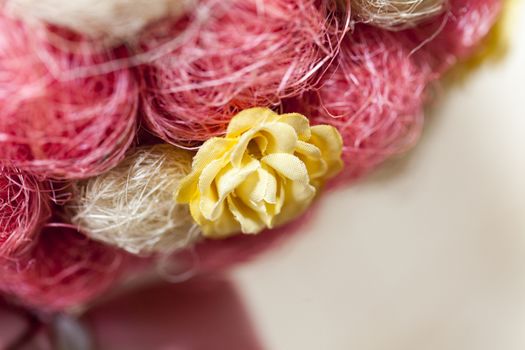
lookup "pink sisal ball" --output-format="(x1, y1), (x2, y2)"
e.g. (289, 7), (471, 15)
(0, 167), (50, 259)
(286, 25), (431, 179)
(401, 0), (502, 74)
(0, 13), (138, 180)
(138, 0), (349, 145)
(0, 225), (127, 311)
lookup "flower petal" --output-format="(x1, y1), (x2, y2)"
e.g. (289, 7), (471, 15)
(226, 108), (279, 137)
(236, 167), (277, 227)
(310, 125), (344, 179)
(197, 159), (226, 220)
(230, 128), (260, 167)
(260, 122), (298, 154)
(174, 171), (200, 203)
(261, 153), (310, 184)
(274, 181), (316, 227)
(227, 196), (266, 234)
(278, 113), (312, 141)
(295, 141), (327, 183)
(200, 205), (241, 238)
(216, 159), (260, 200)
(192, 138), (236, 170)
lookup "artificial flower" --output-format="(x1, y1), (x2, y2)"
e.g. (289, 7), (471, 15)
(175, 108), (343, 238)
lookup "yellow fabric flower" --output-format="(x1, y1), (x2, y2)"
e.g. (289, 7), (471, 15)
(175, 108), (343, 238)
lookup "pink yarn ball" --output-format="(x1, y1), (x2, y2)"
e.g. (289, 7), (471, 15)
(0, 167), (50, 258)
(0, 13), (138, 179)
(402, 0), (502, 74)
(0, 225), (127, 311)
(138, 0), (348, 144)
(286, 25), (431, 179)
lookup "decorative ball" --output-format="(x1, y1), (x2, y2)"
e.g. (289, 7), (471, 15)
(5, 0), (194, 43)
(138, 0), (348, 145)
(286, 25), (431, 179)
(0, 167), (50, 258)
(0, 13), (138, 179)
(69, 145), (198, 255)
(402, 0), (502, 73)
(0, 226), (127, 311)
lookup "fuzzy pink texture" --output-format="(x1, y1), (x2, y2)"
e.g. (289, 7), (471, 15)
(138, 0), (349, 145)
(285, 25), (431, 179)
(401, 0), (502, 74)
(0, 225), (127, 311)
(0, 167), (50, 259)
(0, 13), (138, 180)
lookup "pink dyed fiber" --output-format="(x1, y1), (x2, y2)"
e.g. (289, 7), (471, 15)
(138, 0), (349, 145)
(282, 0), (501, 180)
(285, 25), (430, 179)
(0, 225), (127, 311)
(401, 0), (502, 74)
(0, 167), (50, 259)
(0, 12), (138, 180)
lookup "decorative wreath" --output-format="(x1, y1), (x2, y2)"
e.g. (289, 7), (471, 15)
(0, 0), (501, 316)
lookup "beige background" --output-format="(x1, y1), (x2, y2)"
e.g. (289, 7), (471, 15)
(230, 3), (525, 349)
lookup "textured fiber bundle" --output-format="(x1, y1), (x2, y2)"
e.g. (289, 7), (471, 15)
(351, 0), (448, 30)
(0, 167), (50, 258)
(0, 225), (126, 311)
(138, 0), (349, 145)
(69, 145), (198, 255)
(5, 0), (194, 43)
(403, 0), (502, 73)
(0, 13), (138, 179)
(286, 25), (430, 179)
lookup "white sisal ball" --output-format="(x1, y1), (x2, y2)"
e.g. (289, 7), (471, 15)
(69, 145), (199, 255)
(5, 0), (194, 42)
(351, 0), (448, 30)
